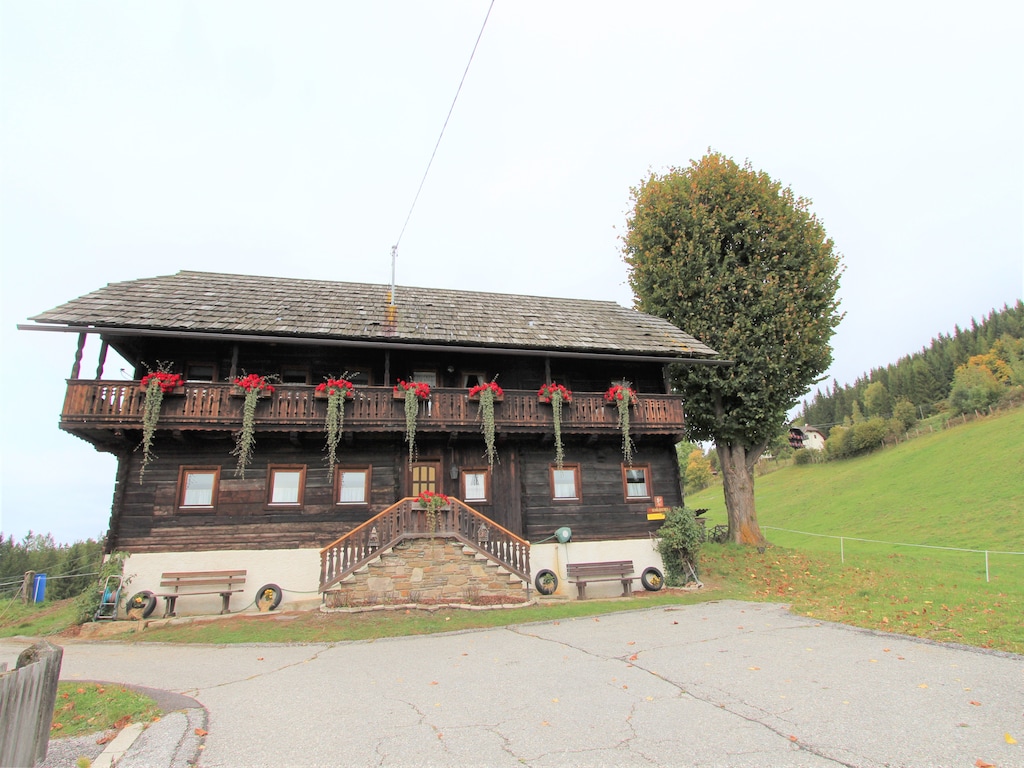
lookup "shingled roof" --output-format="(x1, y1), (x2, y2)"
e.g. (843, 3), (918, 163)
(29, 271), (717, 359)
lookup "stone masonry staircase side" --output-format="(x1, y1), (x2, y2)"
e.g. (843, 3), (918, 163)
(324, 537), (528, 608)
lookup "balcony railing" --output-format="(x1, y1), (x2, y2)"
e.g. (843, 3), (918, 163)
(60, 381), (685, 436)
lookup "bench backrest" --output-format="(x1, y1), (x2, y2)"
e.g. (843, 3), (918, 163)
(566, 560), (634, 578)
(160, 570), (247, 591)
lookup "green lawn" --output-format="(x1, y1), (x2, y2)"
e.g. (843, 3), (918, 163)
(687, 407), (1024, 653)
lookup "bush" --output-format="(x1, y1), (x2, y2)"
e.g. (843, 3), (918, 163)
(792, 448), (818, 465)
(655, 507), (704, 586)
(825, 425), (854, 459)
(852, 417), (888, 452)
(73, 551), (131, 624)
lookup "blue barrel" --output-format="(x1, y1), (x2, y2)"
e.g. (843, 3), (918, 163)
(32, 573), (47, 603)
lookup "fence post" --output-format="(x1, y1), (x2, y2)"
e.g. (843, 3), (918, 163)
(0, 639), (64, 768)
(840, 537), (845, 564)
(985, 551), (990, 583)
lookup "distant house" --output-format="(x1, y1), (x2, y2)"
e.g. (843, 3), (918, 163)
(789, 426), (826, 451)
(24, 271), (719, 609)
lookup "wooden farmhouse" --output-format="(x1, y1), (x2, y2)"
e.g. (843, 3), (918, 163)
(24, 271), (718, 611)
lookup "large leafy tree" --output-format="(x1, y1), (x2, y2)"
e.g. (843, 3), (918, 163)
(624, 152), (842, 545)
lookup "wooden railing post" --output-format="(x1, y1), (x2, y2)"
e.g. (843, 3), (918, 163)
(0, 640), (64, 768)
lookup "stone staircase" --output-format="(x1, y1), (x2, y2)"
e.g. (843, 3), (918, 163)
(323, 536), (530, 608)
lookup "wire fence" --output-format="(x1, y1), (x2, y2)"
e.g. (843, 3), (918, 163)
(0, 571), (101, 598)
(761, 526), (1024, 582)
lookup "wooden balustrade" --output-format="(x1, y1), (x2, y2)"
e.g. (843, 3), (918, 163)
(61, 381), (686, 436)
(319, 498), (531, 591)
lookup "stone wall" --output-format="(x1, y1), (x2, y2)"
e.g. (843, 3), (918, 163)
(325, 537), (528, 607)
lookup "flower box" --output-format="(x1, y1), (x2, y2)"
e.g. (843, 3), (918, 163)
(469, 392), (503, 402)
(139, 385), (185, 396)
(230, 389), (272, 399)
(315, 389), (354, 400)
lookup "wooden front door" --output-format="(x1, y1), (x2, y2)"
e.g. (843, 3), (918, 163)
(408, 461), (442, 497)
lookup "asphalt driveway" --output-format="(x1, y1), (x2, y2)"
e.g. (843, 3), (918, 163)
(4, 601), (1021, 767)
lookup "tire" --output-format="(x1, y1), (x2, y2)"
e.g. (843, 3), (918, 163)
(256, 583), (283, 610)
(640, 567), (664, 592)
(126, 590), (157, 618)
(534, 569), (558, 595)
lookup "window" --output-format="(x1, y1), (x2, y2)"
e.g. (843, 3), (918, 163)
(178, 467), (220, 510)
(267, 465), (306, 507)
(549, 464), (581, 501)
(280, 367), (310, 384)
(412, 370), (437, 387)
(346, 369), (372, 386)
(461, 371), (487, 388)
(622, 464), (652, 501)
(184, 363), (216, 382)
(461, 469), (490, 503)
(335, 467), (371, 505)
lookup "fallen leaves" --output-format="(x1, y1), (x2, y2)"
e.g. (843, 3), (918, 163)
(195, 727), (209, 737)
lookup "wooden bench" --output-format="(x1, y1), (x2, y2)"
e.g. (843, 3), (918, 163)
(156, 570), (247, 617)
(566, 560), (636, 600)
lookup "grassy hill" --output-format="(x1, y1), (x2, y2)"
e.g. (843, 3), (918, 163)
(689, 406), (1024, 551)
(687, 407), (1023, 653)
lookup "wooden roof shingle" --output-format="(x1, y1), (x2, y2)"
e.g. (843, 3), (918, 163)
(29, 271), (717, 359)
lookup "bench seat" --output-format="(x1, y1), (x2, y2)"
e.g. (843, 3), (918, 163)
(156, 570), (247, 617)
(565, 560), (636, 600)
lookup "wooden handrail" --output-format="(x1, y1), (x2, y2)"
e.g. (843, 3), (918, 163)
(319, 498), (531, 591)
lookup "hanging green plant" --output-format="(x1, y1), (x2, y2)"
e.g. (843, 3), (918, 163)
(231, 373), (275, 478)
(316, 377), (355, 469)
(394, 379), (431, 465)
(469, 380), (503, 467)
(538, 382), (573, 468)
(605, 382), (638, 466)
(417, 489), (450, 538)
(138, 368), (183, 482)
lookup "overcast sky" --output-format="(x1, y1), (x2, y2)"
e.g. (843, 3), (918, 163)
(2, 2), (1022, 544)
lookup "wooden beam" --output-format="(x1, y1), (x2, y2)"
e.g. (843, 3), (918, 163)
(95, 340), (109, 379)
(70, 333), (86, 379)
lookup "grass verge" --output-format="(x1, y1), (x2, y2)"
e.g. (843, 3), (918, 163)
(133, 590), (712, 644)
(0, 597), (83, 638)
(51, 682), (161, 738)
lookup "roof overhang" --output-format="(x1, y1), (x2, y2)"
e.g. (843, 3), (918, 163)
(18, 322), (733, 367)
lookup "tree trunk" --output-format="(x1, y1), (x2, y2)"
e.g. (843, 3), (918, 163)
(715, 440), (766, 546)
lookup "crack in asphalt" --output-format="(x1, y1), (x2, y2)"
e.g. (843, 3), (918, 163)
(177, 643), (338, 697)
(506, 624), (859, 768)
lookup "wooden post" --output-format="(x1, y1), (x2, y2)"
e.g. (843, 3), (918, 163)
(0, 640), (64, 768)
(95, 339), (109, 379)
(70, 333), (86, 379)
(229, 344), (239, 381)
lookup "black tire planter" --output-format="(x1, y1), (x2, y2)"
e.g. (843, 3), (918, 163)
(534, 569), (558, 595)
(640, 567), (664, 592)
(127, 590), (157, 618)
(256, 583), (283, 610)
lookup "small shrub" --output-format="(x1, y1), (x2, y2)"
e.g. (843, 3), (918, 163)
(73, 552), (130, 624)
(655, 507), (704, 586)
(792, 448), (815, 465)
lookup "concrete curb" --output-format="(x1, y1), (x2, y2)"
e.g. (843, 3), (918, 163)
(90, 722), (145, 768)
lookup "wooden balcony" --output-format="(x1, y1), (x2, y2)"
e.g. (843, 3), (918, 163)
(59, 381), (685, 443)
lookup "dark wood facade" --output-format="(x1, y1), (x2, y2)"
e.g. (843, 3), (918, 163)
(25, 272), (719, 560)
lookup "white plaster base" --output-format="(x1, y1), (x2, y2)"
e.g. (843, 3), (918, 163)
(530, 537), (665, 599)
(118, 549), (323, 616)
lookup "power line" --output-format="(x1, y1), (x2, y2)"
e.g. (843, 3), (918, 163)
(390, 0), (496, 298)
